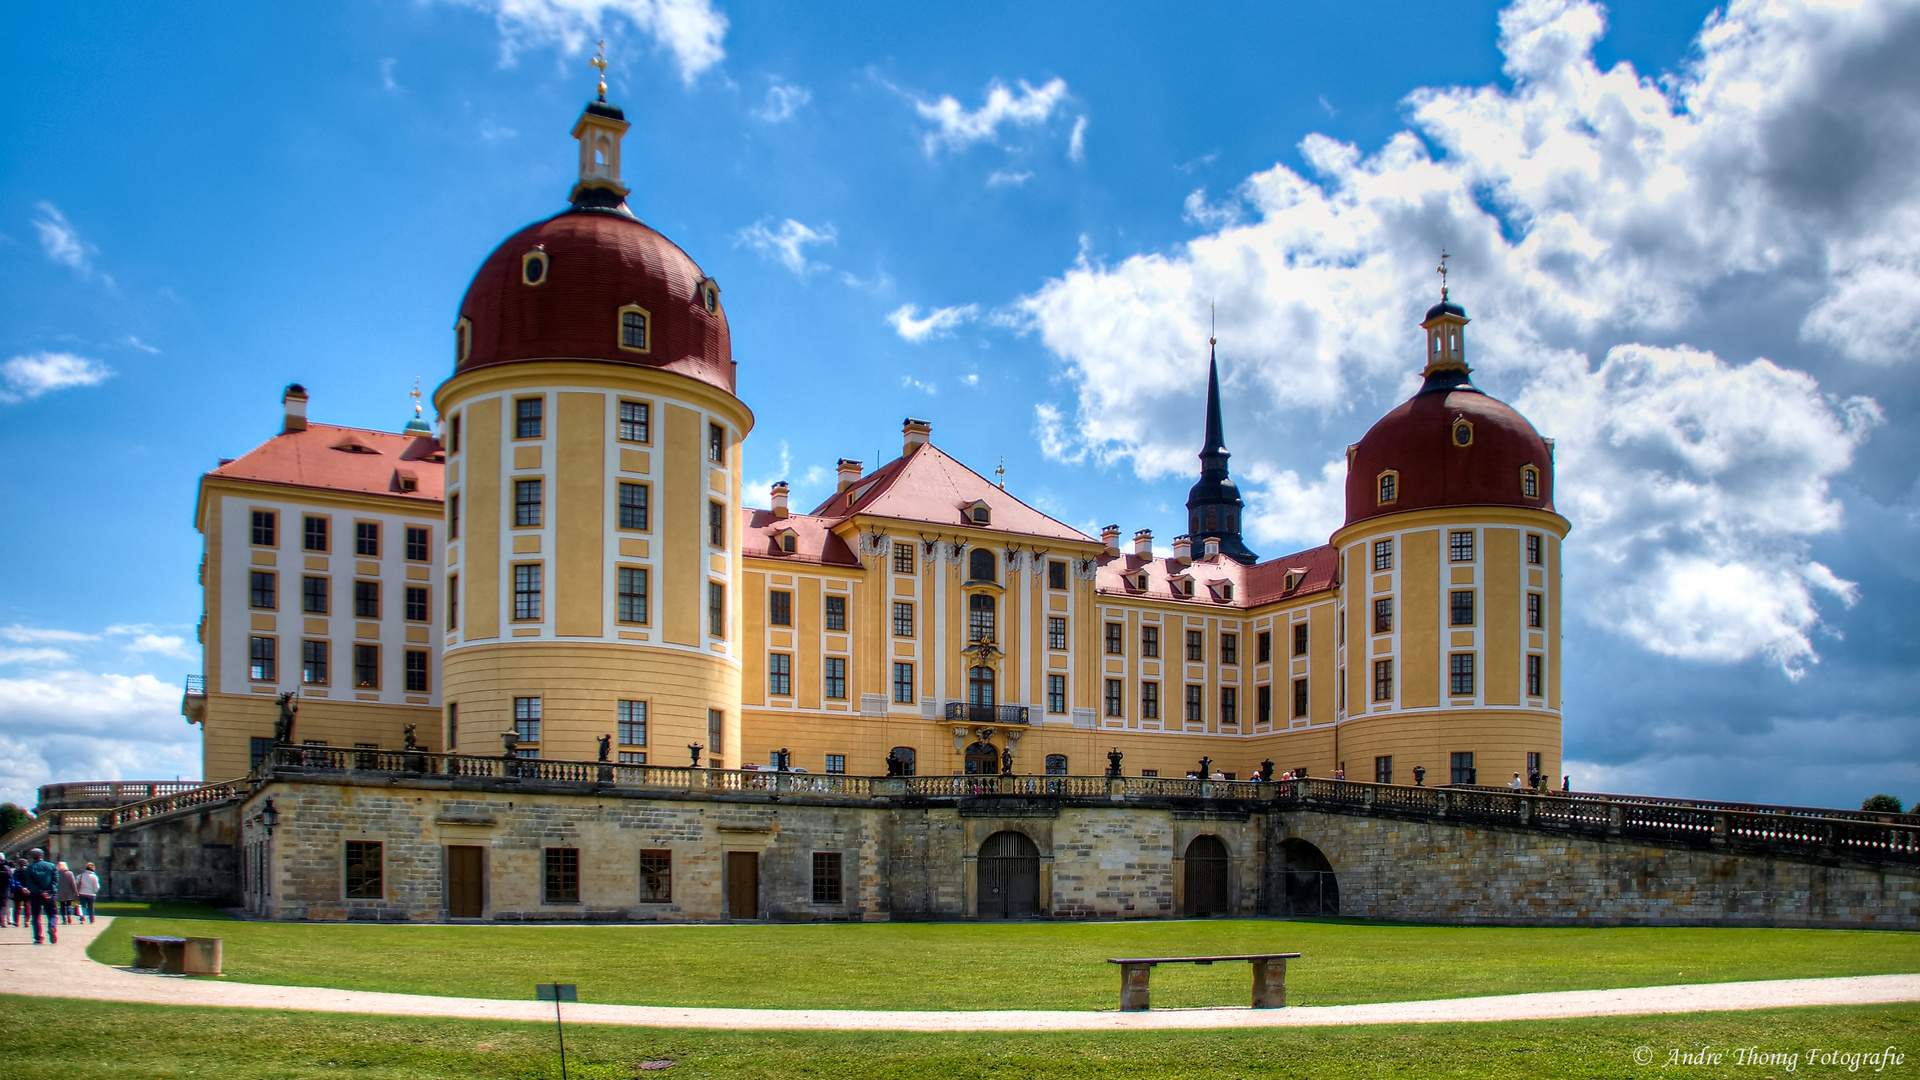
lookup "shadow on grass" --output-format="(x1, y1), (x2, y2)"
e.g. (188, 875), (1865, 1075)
(94, 902), (234, 921)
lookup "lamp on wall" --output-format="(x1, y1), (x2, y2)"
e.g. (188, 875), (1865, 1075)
(259, 798), (279, 837)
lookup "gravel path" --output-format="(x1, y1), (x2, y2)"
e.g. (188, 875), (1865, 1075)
(4, 918), (1916, 1031)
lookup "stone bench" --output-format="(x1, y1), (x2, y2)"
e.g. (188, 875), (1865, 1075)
(131, 935), (222, 976)
(1106, 952), (1301, 1011)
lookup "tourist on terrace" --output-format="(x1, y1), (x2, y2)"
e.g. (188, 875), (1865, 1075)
(1509, 773), (1524, 790)
(75, 863), (99, 923)
(21, 848), (59, 944)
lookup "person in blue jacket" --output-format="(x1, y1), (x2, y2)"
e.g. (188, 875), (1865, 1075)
(21, 848), (59, 944)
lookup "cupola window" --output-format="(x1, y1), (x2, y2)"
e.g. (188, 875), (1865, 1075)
(455, 318), (471, 365)
(1377, 470), (1398, 505)
(699, 279), (719, 314)
(1521, 465), (1539, 499)
(619, 306), (650, 352)
(522, 250), (548, 286)
(780, 531), (797, 553)
(1452, 420), (1473, 447)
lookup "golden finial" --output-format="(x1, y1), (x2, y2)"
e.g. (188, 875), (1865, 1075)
(1437, 249), (1450, 300)
(410, 376), (422, 418)
(590, 40), (608, 101)
(994, 457), (1006, 490)
(1208, 301), (1216, 348)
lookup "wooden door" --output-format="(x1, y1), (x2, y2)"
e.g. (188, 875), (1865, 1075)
(1184, 835), (1229, 916)
(447, 846), (483, 918)
(726, 851), (758, 920)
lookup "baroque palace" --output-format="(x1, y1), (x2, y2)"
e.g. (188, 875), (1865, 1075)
(188, 88), (1569, 796)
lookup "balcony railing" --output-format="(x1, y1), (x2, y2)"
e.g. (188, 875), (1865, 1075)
(942, 702), (1030, 725)
(183, 674), (206, 696)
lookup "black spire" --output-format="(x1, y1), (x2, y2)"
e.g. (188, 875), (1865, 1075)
(1184, 338), (1258, 565)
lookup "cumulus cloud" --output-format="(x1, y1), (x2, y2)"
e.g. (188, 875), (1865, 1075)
(1018, 0), (1918, 675)
(0, 627), (97, 644)
(0, 648), (73, 667)
(443, 0), (727, 83)
(0, 671), (198, 804)
(0, 353), (112, 404)
(886, 303), (978, 343)
(754, 81), (810, 122)
(912, 77), (1071, 156)
(734, 218), (836, 276)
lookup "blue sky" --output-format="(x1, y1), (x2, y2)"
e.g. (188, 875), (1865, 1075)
(3, 0), (1917, 810)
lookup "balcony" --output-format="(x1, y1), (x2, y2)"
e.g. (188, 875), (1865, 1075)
(943, 701), (1029, 725)
(181, 674), (207, 725)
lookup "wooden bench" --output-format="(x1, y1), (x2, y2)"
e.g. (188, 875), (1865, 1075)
(131, 934), (222, 976)
(1106, 952), (1301, 1011)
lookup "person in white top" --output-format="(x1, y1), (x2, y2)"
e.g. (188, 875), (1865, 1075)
(74, 862), (100, 923)
(1508, 772), (1524, 790)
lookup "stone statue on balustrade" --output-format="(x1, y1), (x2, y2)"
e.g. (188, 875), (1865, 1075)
(273, 692), (298, 745)
(598, 734), (612, 763)
(1001, 746), (1015, 776)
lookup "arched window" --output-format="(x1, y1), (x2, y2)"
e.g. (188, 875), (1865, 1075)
(1521, 466), (1539, 499)
(968, 547), (996, 583)
(887, 746), (916, 776)
(968, 666), (995, 707)
(968, 593), (996, 643)
(1377, 471), (1398, 505)
(1045, 754), (1068, 776)
(1204, 507), (1219, 531)
(619, 306), (649, 352)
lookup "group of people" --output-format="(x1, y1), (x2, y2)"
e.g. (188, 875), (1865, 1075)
(3, 849), (99, 943)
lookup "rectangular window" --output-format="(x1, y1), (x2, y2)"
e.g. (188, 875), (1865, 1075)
(447, 574), (459, 630)
(708, 582), (725, 638)
(812, 852), (843, 904)
(824, 595), (846, 632)
(1375, 755), (1393, 784)
(1256, 631), (1272, 663)
(1292, 623), (1309, 657)
(449, 414), (461, 453)
(1450, 751), (1476, 787)
(893, 662), (915, 704)
(620, 751), (646, 764)
(769, 590), (792, 626)
(618, 699), (647, 746)
(968, 598), (995, 644)
(1526, 534), (1543, 566)
(616, 483), (649, 530)
(1527, 751), (1542, 780)
(516, 397), (543, 439)
(405, 649), (428, 693)
(1373, 538), (1393, 571)
(1450, 590), (1476, 627)
(1372, 658), (1393, 702)
(405, 585), (428, 622)
(514, 480), (543, 527)
(1104, 623), (1124, 655)
(405, 526), (430, 562)
(355, 579), (380, 619)
(1527, 592), (1543, 629)
(1221, 633), (1238, 665)
(513, 696), (541, 743)
(708, 422), (725, 463)
(1185, 630), (1204, 661)
(250, 570), (277, 610)
(513, 563), (542, 621)
(1141, 626), (1160, 658)
(1104, 678), (1123, 717)
(892, 601), (914, 637)
(251, 510), (277, 547)
(824, 657), (847, 699)
(344, 840), (383, 899)
(824, 754), (846, 775)
(1048, 560), (1067, 590)
(303, 515), (328, 552)
(446, 702), (457, 750)
(893, 542), (916, 574)
(1450, 653), (1476, 696)
(1374, 597), (1393, 634)
(1256, 684), (1271, 724)
(619, 400), (651, 443)
(1220, 686), (1238, 726)
(356, 522), (380, 557)
(354, 644), (379, 689)
(1047, 616), (1067, 650)
(639, 850), (671, 902)
(249, 636), (276, 681)
(1184, 684), (1203, 724)
(1527, 654), (1544, 697)
(1449, 530), (1475, 562)
(1047, 674), (1067, 714)
(708, 501), (725, 547)
(617, 567), (648, 624)
(296, 575), (327, 614)
(768, 653), (792, 696)
(1141, 681), (1160, 720)
(302, 640), (329, 685)
(543, 847), (578, 903)
(1292, 677), (1309, 718)
(449, 493), (460, 541)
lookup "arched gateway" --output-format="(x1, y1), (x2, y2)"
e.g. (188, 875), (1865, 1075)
(977, 830), (1040, 918)
(1183, 834), (1230, 916)
(1278, 838), (1338, 916)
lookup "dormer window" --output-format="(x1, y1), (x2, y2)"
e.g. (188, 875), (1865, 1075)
(1134, 573), (1149, 591)
(779, 531), (797, 554)
(699, 278), (720, 314)
(967, 501), (991, 526)
(332, 439), (379, 455)
(1452, 419), (1473, 447)
(522, 249), (548, 286)
(1377, 470), (1399, 505)
(619, 306), (650, 352)
(1284, 572), (1298, 591)
(1211, 582), (1234, 603)
(1521, 465), (1539, 499)
(455, 318), (471, 365)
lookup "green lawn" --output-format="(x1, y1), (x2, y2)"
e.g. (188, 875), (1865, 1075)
(87, 915), (1920, 1011)
(5, 995), (1917, 1079)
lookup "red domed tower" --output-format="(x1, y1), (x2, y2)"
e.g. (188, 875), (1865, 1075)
(1329, 277), (1570, 790)
(432, 77), (753, 769)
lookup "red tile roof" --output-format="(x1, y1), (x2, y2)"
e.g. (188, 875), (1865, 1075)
(1095, 542), (1337, 608)
(806, 443), (1095, 544)
(207, 423), (446, 503)
(740, 509), (860, 567)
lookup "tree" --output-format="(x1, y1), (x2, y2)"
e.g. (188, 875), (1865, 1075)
(0, 802), (32, 836)
(1861, 794), (1904, 814)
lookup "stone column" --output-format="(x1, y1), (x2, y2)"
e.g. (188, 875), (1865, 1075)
(962, 853), (978, 918)
(1118, 963), (1153, 1011)
(1250, 957), (1287, 1008)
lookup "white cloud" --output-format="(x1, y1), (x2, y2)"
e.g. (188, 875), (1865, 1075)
(0, 627), (97, 644)
(124, 335), (161, 354)
(886, 303), (978, 343)
(754, 81), (810, 122)
(1242, 457), (1348, 550)
(31, 202), (107, 283)
(1016, 0), (1916, 673)
(379, 57), (401, 91)
(900, 375), (937, 395)
(0, 648), (73, 667)
(125, 634), (197, 660)
(1068, 115), (1088, 163)
(0, 671), (198, 804)
(913, 77), (1071, 156)
(986, 169), (1034, 188)
(443, 0), (727, 84)
(0, 353), (112, 405)
(1034, 402), (1085, 464)
(734, 218), (836, 276)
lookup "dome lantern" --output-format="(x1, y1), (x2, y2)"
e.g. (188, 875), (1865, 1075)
(569, 41), (632, 214)
(1421, 250), (1470, 382)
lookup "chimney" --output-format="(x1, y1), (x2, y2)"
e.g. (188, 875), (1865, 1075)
(282, 384), (309, 433)
(902, 418), (932, 455)
(771, 481), (790, 519)
(836, 459), (863, 493)
(1100, 524), (1121, 557)
(1172, 534), (1193, 564)
(1132, 529), (1154, 559)
(1203, 537), (1222, 559)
